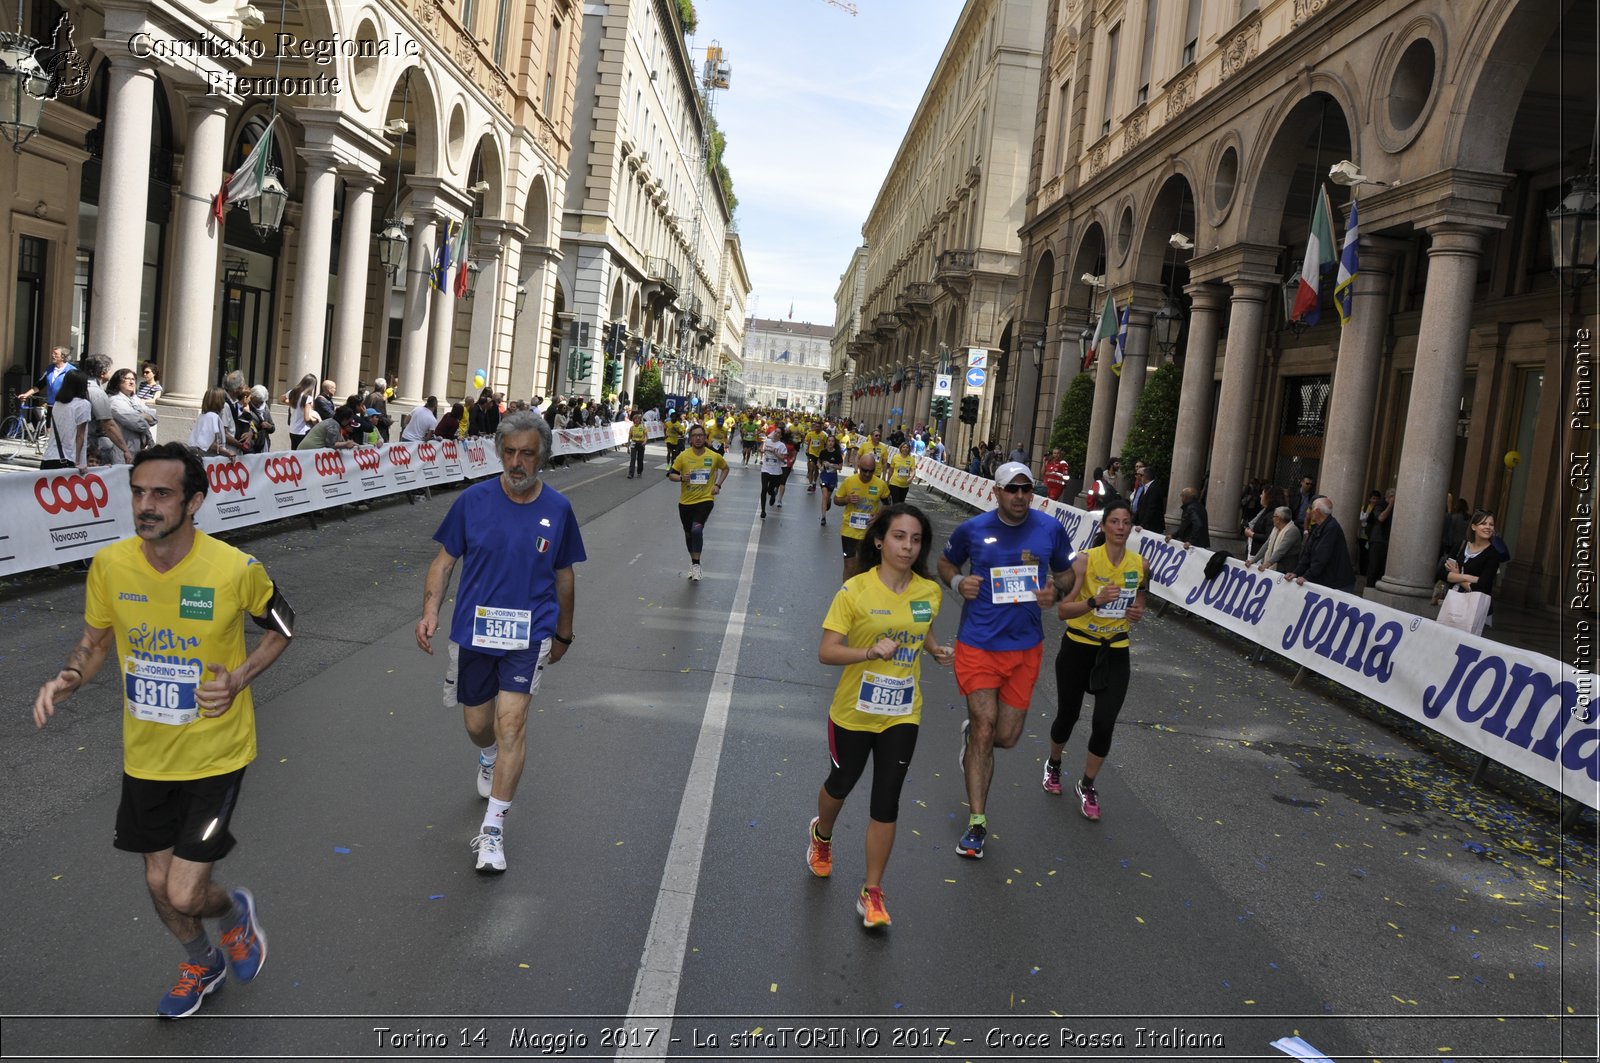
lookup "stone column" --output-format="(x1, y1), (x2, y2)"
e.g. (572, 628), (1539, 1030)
(88, 54), (156, 362)
(465, 221), (508, 396)
(1204, 279), (1274, 547)
(395, 210), (437, 405)
(1081, 337), (1118, 499)
(510, 244), (556, 401)
(286, 149), (339, 386)
(1319, 237), (1403, 559)
(1166, 283), (1226, 530)
(1108, 307), (1152, 461)
(328, 171), (377, 396)
(425, 247), (461, 401)
(163, 92), (229, 407)
(1370, 222), (1500, 609)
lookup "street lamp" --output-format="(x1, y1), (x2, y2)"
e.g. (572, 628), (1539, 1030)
(247, 168), (288, 238)
(0, 29), (50, 151)
(1077, 325), (1094, 369)
(461, 260), (482, 299)
(1547, 173), (1598, 284)
(376, 218), (409, 279)
(1152, 297), (1184, 359)
(1031, 337), (1044, 368)
(513, 285), (529, 317)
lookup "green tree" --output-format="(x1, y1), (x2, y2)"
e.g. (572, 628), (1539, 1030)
(676, 0), (697, 33)
(1120, 361), (1183, 475)
(1049, 372), (1095, 473)
(635, 364), (664, 414)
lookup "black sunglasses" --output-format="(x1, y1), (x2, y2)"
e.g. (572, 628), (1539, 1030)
(1000, 482), (1034, 494)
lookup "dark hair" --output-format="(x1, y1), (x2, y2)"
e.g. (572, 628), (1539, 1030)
(141, 361), (160, 381)
(1263, 485), (1285, 510)
(1470, 507), (1496, 530)
(55, 369), (89, 404)
(133, 442), (208, 501)
(109, 368), (136, 392)
(1087, 498), (1134, 549)
(854, 503), (934, 577)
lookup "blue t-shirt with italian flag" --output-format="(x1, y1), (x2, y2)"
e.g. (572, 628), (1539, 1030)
(942, 508), (1073, 651)
(434, 478), (586, 656)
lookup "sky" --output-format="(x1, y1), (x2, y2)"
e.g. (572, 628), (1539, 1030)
(686, 0), (966, 329)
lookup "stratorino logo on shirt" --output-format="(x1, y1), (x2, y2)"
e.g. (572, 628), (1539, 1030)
(179, 585), (215, 621)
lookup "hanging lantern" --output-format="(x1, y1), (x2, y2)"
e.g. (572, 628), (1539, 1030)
(247, 167), (289, 238)
(1547, 174), (1599, 280)
(513, 285), (529, 317)
(1151, 297), (1184, 358)
(462, 260), (482, 299)
(376, 218), (409, 278)
(0, 32), (50, 151)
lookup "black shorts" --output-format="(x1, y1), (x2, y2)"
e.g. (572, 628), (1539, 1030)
(841, 533), (862, 558)
(115, 767), (248, 863)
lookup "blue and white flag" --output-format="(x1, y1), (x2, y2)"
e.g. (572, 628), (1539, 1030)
(1334, 198), (1359, 327)
(1111, 305), (1130, 376)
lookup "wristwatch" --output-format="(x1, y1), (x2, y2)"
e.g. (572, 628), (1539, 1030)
(552, 633), (574, 645)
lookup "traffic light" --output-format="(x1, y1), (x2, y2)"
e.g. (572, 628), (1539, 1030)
(615, 321), (629, 355)
(959, 394), (979, 425)
(931, 396), (951, 421)
(601, 321), (616, 356)
(604, 359), (621, 390)
(580, 352), (594, 379)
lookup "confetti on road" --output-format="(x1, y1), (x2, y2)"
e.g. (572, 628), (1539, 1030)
(333, 846), (350, 854)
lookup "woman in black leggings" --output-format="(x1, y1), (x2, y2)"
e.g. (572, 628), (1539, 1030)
(1045, 500), (1147, 823)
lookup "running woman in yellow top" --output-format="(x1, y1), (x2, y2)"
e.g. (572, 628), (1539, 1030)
(1046, 499), (1147, 820)
(663, 411), (683, 467)
(706, 414), (729, 455)
(887, 441), (917, 505)
(808, 504), (954, 928)
(626, 411), (648, 479)
(804, 424), (827, 493)
(668, 423), (729, 581)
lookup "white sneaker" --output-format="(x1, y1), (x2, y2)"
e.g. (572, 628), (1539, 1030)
(442, 642), (459, 708)
(476, 755), (495, 798)
(690, 563), (703, 581)
(471, 826), (506, 873)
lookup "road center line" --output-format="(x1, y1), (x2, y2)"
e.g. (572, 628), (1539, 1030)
(618, 511), (765, 1060)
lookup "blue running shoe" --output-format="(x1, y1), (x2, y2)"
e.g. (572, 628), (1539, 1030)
(156, 952), (226, 1019)
(220, 888), (267, 983)
(956, 821), (987, 859)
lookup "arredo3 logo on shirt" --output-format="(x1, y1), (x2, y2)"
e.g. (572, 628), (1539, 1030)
(178, 586), (216, 622)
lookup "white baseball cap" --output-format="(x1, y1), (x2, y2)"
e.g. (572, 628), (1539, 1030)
(994, 461), (1035, 486)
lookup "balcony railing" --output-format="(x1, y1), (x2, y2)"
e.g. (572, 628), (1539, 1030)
(647, 257), (681, 292)
(936, 249), (975, 277)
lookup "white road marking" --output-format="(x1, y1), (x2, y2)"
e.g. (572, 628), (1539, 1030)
(618, 514), (764, 1060)
(628, 553), (643, 565)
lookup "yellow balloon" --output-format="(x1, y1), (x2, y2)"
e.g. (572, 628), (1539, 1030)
(472, 370), (487, 389)
(1503, 450), (1521, 470)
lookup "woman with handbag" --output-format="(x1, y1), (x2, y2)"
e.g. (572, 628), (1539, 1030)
(1438, 509), (1500, 633)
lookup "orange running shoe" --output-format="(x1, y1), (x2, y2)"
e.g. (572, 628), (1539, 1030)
(806, 817), (832, 878)
(856, 885), (891, 928)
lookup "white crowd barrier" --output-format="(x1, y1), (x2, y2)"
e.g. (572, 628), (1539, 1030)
(915, 457), (1600, 810)
(2, 420), (656, 579)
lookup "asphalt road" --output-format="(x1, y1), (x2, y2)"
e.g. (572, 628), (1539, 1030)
(0, 443), (1594, 1062)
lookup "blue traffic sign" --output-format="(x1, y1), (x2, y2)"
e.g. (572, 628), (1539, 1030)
(965, 366), (987, 390)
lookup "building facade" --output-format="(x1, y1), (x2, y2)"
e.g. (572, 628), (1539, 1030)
(716, 232), (751, 406)
(741, 318), (832, 413)
(1006, 0), (1594, 613)
(829, 245), (867, 422)
(0, 0), (581, 436)
(845, 0), (1045, 450)
(557, 0), (731, 404)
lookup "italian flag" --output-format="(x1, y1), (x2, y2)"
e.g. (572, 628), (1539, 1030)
(452, 212), (473, 298)
(1290, 186), (1337, 326)
(212, 116), (278, 222)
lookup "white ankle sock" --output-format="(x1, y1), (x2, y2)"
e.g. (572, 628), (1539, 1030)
(483, 798), (511, 833)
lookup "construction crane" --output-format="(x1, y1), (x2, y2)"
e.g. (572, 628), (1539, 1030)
(820, 0), (858, 14)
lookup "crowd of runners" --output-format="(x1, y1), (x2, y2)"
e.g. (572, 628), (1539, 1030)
(30, 403), (1147, 1019)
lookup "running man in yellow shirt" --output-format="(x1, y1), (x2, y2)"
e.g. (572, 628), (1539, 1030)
(668, 422), (729, 580)
(32, 443), (295, 1019)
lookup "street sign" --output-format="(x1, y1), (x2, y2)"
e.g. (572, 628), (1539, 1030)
(934, 373), (952, 397)
(965, 366), (987, 390)
(967, 348), (987, 370)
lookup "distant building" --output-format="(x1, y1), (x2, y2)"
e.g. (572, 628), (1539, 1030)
(742, 318), (833, 412)
(830, 247), (868, 421)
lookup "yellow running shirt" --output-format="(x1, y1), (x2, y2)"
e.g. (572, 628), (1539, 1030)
(1064, 544), (1147, 648)
(672, 447), (727, 504)
(888, 453), (917, 487)
(823, 569), (942, 732)
(805, 429), (826, 456)
(664, 420), (682, 445)
(836, 472), (888, 540)
(84, 533), (277, 781)
(707, 419), (728, 446)
(629, 423), (648, 445)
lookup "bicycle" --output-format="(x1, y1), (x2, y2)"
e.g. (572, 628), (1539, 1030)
(1, 399), (50, 455)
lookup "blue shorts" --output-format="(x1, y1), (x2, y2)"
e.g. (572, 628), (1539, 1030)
(456, 639), (552, 706)
(820, 470), (839, 489)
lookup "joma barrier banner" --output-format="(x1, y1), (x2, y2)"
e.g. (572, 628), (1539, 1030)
(915, 457), (1600, 808)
